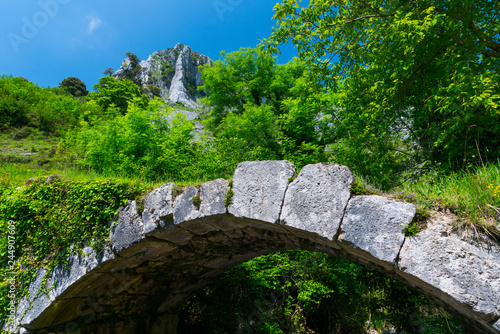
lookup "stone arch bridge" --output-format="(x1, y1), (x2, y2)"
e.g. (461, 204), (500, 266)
(7, 161), (500, 333)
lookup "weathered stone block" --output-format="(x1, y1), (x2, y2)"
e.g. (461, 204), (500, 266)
(199, 178), (228, 218)
(339, 195), (416, 265)
(142, 183), (174, 234)
(280, 163), (353, 239)
(173, 186), (199, 224)
(110, 201), (145, 254)
(228, 160), (296, 223)
(399, 223), (500, 324)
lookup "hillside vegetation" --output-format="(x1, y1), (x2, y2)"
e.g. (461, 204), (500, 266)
(1, 0), (500, 332)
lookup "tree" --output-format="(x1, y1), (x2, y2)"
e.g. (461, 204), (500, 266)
(59, 76), (88, 97)
(199, 48), (327, 168)
(87, 76), (148, 115)
(263, 0), (500, 184)
(103, 67), (114, 76)
(120, 52), (143, 87)
(199, 48), (311, 128)
(199, 48), (276, 127)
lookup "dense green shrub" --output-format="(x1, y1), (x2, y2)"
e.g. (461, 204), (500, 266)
(0, 75), (92, 134)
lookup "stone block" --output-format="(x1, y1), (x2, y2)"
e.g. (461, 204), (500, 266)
(399, 223), (500, 323)
(142, 183), (174, 234)
(228, 160), (296, 223)
(280, 163), (354, 239)
(339, 195), (415, 265)
(110, 201), (145, 254)
(199, 178), (228, 218)
(173, 186), (199, 224)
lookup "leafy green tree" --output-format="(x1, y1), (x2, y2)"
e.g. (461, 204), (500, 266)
(199, 49), (326, 169)
(199, 48), (308, 129)
(59, 76), (88, 97)
(213, 104), (281, 163)
(199, 48), (273, 127)
(87, 76), (148, 115)
(263, 0), (500, 185)
(68, 99), (199, 181)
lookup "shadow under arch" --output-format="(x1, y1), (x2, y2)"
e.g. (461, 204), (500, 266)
(8, 161), (500, 334)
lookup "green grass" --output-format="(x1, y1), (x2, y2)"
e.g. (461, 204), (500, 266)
(396, 163), (500, 240)
(0, 128), (59, 166)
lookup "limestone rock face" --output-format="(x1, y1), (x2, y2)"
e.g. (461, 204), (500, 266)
(114, 43), (211, 108)
(339, 195), (416, 266)
(142, 183), (174, 234)
(173, 186), (200, 224)
(280, 163), (354, 239)
(228, 160), (296, 223)
(10, 247), (114, 330)
(110, 201), (145, 253)
(398, 223), (500, 329)
(199, 178), (229, 218)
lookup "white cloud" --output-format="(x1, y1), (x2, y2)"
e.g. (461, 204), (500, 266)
(87, 16), (102, 34)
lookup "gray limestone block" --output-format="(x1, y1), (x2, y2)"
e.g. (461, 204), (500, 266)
(399, 223), (500, 323)
(339, 195), (416, 265)
(173, 186), (200, 224)
(110, 201), (145, 254)
(228, 160), (296, 224)
(199, 178), (228, 218)
(142, 183), (174, 234)
(280, 163), (354, 239)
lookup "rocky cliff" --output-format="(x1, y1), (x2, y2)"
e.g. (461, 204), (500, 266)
(113, 43), (212, 108)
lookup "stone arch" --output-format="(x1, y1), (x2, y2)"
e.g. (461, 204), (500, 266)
(7, 161), (500, 333)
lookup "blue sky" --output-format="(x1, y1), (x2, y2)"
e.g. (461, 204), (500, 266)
(0, 0), (296, 89)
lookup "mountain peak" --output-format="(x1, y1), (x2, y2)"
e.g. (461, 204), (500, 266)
(113, 44), (212, 108)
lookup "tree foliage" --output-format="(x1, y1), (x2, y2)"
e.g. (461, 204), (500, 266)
(179, 251), (465, 333)
(263, 0), (500, 186)
(67, 99), (198, 180)
(59, 76), (88, 97)
(87, 76), (148, 115)
(199, 48), (327, 169)
(199, 48), (308, 128)
(0, 75), (94, 133)
(120, 52), (143, 87)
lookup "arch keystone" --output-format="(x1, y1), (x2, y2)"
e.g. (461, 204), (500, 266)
(228, 160), (296, 223)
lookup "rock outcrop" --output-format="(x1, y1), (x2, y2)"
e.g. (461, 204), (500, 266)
(113, 43), (212, 108)
(6, 161), (500, 334)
